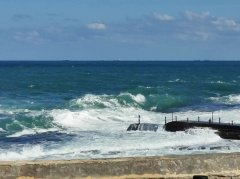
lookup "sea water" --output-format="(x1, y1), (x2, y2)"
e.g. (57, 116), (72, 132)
(0, 61), (240, 160)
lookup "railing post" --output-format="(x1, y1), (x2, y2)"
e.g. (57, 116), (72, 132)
(165, 116), (166, 124)
(219, 117), (220, 124)
(175, 116), (177, 121)
(198, 116), (200, 122)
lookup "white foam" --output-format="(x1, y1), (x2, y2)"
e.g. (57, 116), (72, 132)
(7, 128), (58, 138)
(210, 80), (226, 84)
(119, 93), (146, 104)
(210, 94), (240, 105)
(150, 106), (157, 111)
(0, 145), (44, 161)
(70, 93), (147, 111)
(28, 84), (35, 88)
(2, 93), (240, 160)
(133, 94), (146, 104)
(45, 127), (221, 159)
(8, 129), (36, 138)
(72, 94), (120, 108)
(49, 109), (230, 158)
(168, 79), (186, 83)
(50, 102), (240, 132)
(0, 108), (45, 117)
(50, 106), (159, 131)
(0, 109), (239, 161)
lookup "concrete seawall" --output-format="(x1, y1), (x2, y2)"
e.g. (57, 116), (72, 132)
(1, 153), (240, 179)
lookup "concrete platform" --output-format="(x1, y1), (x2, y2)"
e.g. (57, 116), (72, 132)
(164, 120), (240, 140)
(1, 153), (240, 178)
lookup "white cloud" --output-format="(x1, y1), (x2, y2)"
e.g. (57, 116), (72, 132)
(153, 13), (175, 21)
(176, 31), (211, 41)
(184, 11), (210, 20)
(212, 18), (240, 31)
(13, 31), (43, 43)
(195, 31), (211, 41)
(86, 23), (107, 30)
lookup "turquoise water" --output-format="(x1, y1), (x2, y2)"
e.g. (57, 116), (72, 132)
(1, 61), (240, 160)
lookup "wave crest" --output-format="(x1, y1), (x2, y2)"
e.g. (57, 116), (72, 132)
(71, 94), (120, 109)
(210, 94), (240, 105)
(70, 93), (146, 109)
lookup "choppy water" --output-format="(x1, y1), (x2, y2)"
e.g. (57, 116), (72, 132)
(1, 61), (240, 161)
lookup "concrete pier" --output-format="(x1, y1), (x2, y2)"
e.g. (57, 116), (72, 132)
(1, 153), (240, 178)
(164, 120), (240, 140)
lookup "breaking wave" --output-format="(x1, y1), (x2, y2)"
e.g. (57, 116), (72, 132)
(70, 93), (191, 113)
(2, 92), (240, 161)
(210, 94), (240, 105)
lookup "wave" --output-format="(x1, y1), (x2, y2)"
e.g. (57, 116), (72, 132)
(0, 109), (60, 137)
(207, 81), (237, 93)
(2, 92), (240, 160)
(0, 127), (226, 161)
(2, 101), (239, 136)
(1, 106), (240, 161)
(120, 93), (146, 104)
(49, 107), (159, 131)
(210, 94), (240, 105)
(0, 145), (45, 161)
(167, 79), (187, 83)
(70, 93), (191, 113)
(70, 93), (145, 109)
(0, 93), (150, 136)
(2, 92), (240, 137)
(7, 128), (58, 138)
(70, 94), (120, 109)
(210, 80), (226, 84)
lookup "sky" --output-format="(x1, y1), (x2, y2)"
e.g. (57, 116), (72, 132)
(1, 0), (240, 61)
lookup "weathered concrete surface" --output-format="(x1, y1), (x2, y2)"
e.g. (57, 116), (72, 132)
(0, 153), (240, 179)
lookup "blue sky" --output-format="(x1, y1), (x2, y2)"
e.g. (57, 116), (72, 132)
(1, 0), (240, 60)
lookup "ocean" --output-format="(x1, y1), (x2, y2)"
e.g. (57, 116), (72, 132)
(0, 61), (240, 160)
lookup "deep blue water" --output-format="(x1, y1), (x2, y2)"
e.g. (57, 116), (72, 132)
(1, 61), (240, 160)
(1, 61), (240, 110)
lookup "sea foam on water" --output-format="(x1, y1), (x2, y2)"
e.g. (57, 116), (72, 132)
(1, 61), (240, 160)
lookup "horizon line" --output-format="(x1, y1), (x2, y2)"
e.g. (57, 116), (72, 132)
(0, 59), (240, 62)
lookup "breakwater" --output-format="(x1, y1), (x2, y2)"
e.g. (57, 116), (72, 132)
(164, 120), (240, 140)
(1, 153), (240, 178)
